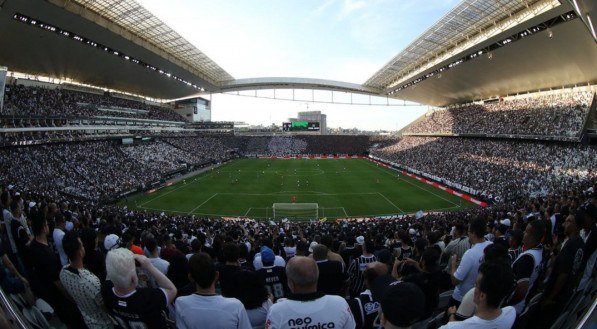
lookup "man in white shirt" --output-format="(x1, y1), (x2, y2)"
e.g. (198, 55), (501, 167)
(441, 261), (516, 329)
(145, 237), (169, 275)
(53, 214), (68, 266)
(265, 256), (355, 329)
(59, 230), (114, 329)
(450, 218), (492, 307)
(175, 252), (251, 329)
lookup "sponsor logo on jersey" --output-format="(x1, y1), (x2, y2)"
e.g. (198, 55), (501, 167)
(288, 316), (336, 328)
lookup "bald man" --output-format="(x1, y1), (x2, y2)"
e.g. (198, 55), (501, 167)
(265, 256), (355, 329)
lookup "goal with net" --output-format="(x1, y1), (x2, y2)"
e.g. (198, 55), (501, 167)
(272, 203), (319, 220)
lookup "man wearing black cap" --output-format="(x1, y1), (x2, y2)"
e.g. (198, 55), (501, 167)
(378, 282), (426, 329)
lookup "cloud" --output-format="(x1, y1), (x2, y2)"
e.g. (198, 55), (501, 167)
(337, 0), (368, 20)
(310, 0), (336, 17)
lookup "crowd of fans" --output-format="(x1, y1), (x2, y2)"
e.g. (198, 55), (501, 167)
(407, 91), (594, 137)
(232, 135), (383, 156)
(372, 137), (597, 202)
(0, 174), (594, 328)
(3, 85), (186, 122)
(0, 138), (234, 202)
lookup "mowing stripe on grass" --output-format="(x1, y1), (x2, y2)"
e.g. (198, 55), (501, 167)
(138, 166), (221, 207)
(188, 193), (219, 215)
(376, 192), (404, 213)
(363, 160), (460, 207)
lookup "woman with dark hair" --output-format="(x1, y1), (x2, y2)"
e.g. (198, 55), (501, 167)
(228, 269), (272, 327)
(80, 227), (106, 280)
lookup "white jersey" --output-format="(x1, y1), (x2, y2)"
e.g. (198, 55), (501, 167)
(265, 294), (355, 329)
(512, 246), (543, 314)
(439, 306), (516, 329)
(453, 240), (492, 301)
(254, 254), (286, 270)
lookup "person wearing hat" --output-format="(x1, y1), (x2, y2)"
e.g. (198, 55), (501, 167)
(265, 256), (355, 329)
(441, 261), (516, 328)
(492, 219), (510, 250)
(378, 282), (426, 329)
(256, 246), (288, 300)
(253, 244), (286, 270)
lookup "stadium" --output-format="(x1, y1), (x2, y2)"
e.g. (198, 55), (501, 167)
(0, 0), (595, 328)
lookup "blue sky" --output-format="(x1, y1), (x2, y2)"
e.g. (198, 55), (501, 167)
(137, 0), (460, 130)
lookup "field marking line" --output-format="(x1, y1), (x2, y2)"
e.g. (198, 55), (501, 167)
(362, 160), (460, 207)
(138, 166), (221, 207)
(244, 208), (252, 216)
(187, 193), (219, 215)
(342, 207), (348, 217)
(377, 192), (405, 214)
(217, 192), (379, 196)
(397, 178), (460, 207)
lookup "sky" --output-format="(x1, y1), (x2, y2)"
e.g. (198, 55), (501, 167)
(137, 0), (460, 130)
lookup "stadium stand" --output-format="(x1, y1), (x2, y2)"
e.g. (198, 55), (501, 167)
(405, 91), (594, 139)
(3, 84), (186, 122)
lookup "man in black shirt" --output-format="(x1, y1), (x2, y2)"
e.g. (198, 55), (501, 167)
(313, 244), (346, 296)
(29, 215), (85, 328)
(102, 248), (177, 329)
(218, 243), (241, 297)
(539, 214), (585, 326)
(256, 247), (288, 299)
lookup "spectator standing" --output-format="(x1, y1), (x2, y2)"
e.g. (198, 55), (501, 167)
(174, 252), (251, 329)
(312, 244), (346, 296)
(59, 230), (114, 329)
(102, 249), (177, 329)
(450, 218), (492, 307)
(348, 239), (377, 298)
(265, 256), (355, 329)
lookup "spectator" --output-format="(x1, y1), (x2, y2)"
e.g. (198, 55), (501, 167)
(29, 214), (86, 328)
(174, 252), (251, 329)
(508, 220), (546, 314)
(443, 223), (470, 272)
(265, 256), (355, 329)
(312, 244), (346, 296)
(59, 230), (114, 329)
(539, 214), (585, 324)
(254, 245), (286, 270)
(441, 262), (516, 328)
(160, 234), (189, 289)
(507, 229), (523, 264)
(218, 242), (241, 297)
(145, 236), (169, 275)
(450, 218), (492, 307)
(349, 262), (387, 329)
(348, 239), (377, 298)
(80, 227), (106, 280)
(256, 247), (288, 300)
(378, 282), (426, 329)
(102, 249), (177, 329)
(229, 270), (273, 328)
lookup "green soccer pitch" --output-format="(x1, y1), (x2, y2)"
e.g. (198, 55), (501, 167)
(122, 158), (476, 220)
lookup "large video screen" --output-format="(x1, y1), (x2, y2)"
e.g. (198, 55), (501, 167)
(283, 121), (320, 131)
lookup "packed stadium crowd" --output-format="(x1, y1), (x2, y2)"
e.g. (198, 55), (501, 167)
(406, 91), (594, 137)
(0, 173), (594, 328)
(2, 85), (186, 122)
(372, 136), (597, 202)
(0, 139), (233, 202)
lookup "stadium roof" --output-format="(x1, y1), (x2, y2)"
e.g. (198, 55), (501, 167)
(364, 0), (560, 90)
(59, 0), (234, 85)
(0, 0), (595, 105)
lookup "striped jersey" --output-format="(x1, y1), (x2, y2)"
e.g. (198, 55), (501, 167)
(348, 255), (377, 296)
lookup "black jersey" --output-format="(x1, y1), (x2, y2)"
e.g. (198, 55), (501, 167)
(102, 281), (170, 329)
(257, 265), (288, 299)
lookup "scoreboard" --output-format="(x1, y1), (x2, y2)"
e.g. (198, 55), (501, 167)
(282, 121), (320, 132)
